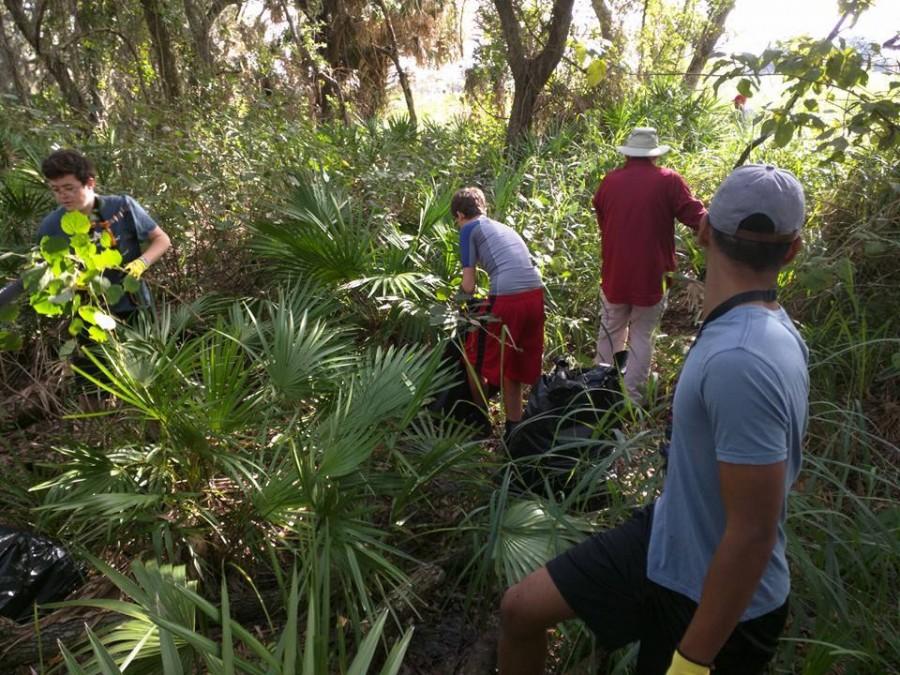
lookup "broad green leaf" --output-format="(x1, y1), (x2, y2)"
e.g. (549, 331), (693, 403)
(105, 284), (124, 306)
(95, 248), (123, 270)
(61, 210), (91, 235)
(0, 303), (19, 322)
(79, 305), (97, 324)
(40, 235), (70, 263)
(22, 265), (51, 292)
(123, 275), (141, 293)
(59, 338), (77, 357)
(774, 121), (795, 148)
(586, 59), (607, 87)
(67, 317), (84, 336)
(49, 288), (74, 305)
(32, 298), (65, 316)
(88, 325), (109, 343)
(90, 276), (111, 294)
(0, 330), (23, 351)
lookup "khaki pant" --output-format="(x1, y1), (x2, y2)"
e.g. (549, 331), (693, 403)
(595, 291), (667, 402)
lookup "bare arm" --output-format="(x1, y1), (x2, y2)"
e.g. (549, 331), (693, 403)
(677, 460), (786, 664)
(461, 266), (477, 295)
(141, 226), (171, 266)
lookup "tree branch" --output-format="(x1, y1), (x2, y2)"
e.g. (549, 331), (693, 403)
(733, 9), (853, 168)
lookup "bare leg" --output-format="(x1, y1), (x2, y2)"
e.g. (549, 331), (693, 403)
(502, 377), (523, 422)
(498, 566), (576, 675)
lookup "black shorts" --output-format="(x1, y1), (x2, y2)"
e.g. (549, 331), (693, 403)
(546, 505), (788, 674)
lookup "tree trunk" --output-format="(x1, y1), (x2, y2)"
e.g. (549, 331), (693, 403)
(183, 0), (241, 74)
(374, 0), (417, 129)
(140, 0), (182, 101)
(74, 4), (105, 121)
(3, 0), (89, 113)
(183, 0), (214, 71)
(637, 0), (650, 76)
(0, 9), (29, 104)
(493, 0), (576, 149)
(683, 0), (736, 90)
(589, 0), (615, 45)
(283, 0), (348, 124)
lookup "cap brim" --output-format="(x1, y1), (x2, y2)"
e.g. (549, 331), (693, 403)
(616, 145), (671, 157)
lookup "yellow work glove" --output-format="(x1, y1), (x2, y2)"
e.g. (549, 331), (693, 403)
(666, 649), (711, 675)
(124, 258), (148, 279)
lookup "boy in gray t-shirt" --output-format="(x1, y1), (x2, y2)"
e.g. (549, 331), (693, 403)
(496, 165), (809, 675)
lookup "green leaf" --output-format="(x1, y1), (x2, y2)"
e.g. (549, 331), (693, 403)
(32, 298), (65, 316)
(90, 276), (111, 295)
(61, 210), (91, 235)
(22, 265), (51, 292)
(67, 318), (85, 337)
(737, 78), (754, 97)
(347, 611), (388, 675)
(79, 305), (97, 324)
(586, 59), (607, 87)
(95, 248), (123, 270)
(40, 235), (70, 263)
(0, 303), (19, 322)
(378, 628), (414, 675)
(100, 230), (113, 248)
(0, 330), (23, 351)
(59, 338), (77, 357)
(774, 121), (796, 147)
(88, 325), (109, 343)
(85, 625), (125, 675)
(123, 275), (141, 293)
(49, 288), (74, 305)
(104, 284), (124, 306)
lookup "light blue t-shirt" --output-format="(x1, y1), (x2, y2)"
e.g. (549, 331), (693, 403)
(459, 215), (541, 295)
(647, 305), (809, 620)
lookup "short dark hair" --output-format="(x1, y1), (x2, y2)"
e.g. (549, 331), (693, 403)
(41, 149), (95, 184)
(711, 213), (792, 272)
(451, 187), (487, 219)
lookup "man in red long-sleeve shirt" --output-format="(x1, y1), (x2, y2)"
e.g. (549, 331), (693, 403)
(593, 127), (706, 402)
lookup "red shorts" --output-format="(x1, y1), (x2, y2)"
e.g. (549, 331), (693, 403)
(464, 288), (545, 387)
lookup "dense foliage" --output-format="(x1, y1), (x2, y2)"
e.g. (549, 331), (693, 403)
(0, 1), (898, 673)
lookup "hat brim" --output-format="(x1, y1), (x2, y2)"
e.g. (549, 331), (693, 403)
(616, 145), (671, 157)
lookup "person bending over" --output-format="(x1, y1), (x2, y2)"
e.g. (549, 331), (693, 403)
(453, 186), (544, 437)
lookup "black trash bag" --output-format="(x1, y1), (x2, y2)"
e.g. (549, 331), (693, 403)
(428, 340), (493, 436)
(0, 527), (83, 621)
(506, 353), (627, 494)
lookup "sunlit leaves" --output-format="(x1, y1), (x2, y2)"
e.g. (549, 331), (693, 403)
(60, 211), (91, 235)
(23, 226), (129, 342)
(711, 27), (898, 162)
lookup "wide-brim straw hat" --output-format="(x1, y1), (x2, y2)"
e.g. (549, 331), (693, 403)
(617, 127), (671, 157)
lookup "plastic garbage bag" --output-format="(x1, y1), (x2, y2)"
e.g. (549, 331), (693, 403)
(507, 354), (626, 494)
(428, 340), (493, 437)
(0, 527), (83, 621)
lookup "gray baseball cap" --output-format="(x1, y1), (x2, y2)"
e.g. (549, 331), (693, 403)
(708, 164), (806, 242)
